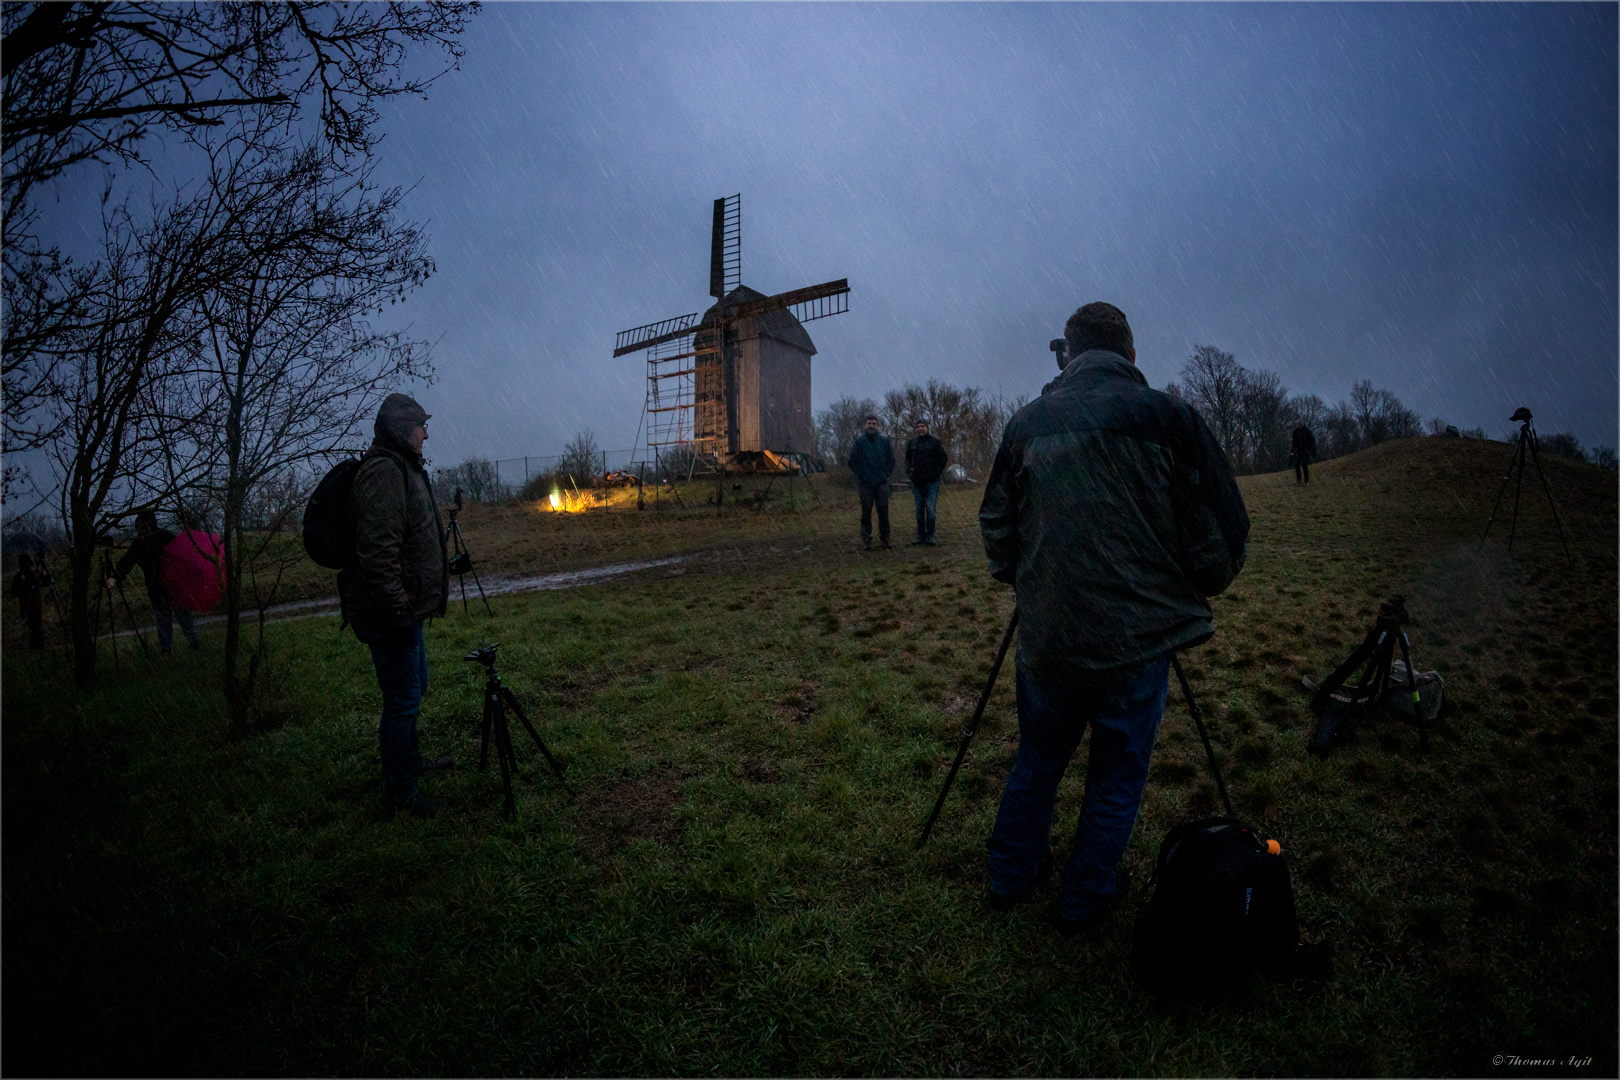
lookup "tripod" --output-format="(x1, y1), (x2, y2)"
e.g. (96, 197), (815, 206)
(1480, 408), (1572, 567)
(465, 643), (566, 819)
(1307, 596), (1427, 757)
(447, 488), (491, 616)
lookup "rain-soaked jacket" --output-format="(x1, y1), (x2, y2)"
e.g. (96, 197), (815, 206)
(979, 349), (1249, 682)
(339, 437), (449, 626)
(848, 431), (895, 487)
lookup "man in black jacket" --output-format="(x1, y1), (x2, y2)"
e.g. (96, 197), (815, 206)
(1290, 420), (1317, 485)
(104, 511), (200, 653)
(905, 419), (949, 545)
(847, 415), (895, 550)
(341, 393), (454, 819)
(979, 302), (1249, 934)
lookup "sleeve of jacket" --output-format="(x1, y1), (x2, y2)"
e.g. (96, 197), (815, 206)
(883, 437), (895, 478)
(904, 438), (916, 477)
(846, 440), (858, 472)
(978, 429), (1021, 585)
(1173, 406), (1250, 596)
(351, 458), (412, 617)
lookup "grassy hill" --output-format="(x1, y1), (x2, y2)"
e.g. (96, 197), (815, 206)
(4, 436), (1615, 1076)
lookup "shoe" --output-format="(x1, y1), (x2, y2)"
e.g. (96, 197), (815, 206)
(910, 538), (926, 546)
(418, 755), (455, 774)
(987, 854), (1055, 911)
(389, 791), (446, 819)
(863, 539), (873, 551)
(924, 538), (937, 546)
(881, 538), (892, 550)
(188, 640), (201, 650)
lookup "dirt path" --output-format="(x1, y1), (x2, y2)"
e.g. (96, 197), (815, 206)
(100, 555), (691, 639)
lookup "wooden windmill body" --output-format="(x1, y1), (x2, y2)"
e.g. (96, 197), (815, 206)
(615, 195), (849, 471)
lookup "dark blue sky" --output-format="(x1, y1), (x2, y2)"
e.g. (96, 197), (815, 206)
(48, 2), (1620, 467)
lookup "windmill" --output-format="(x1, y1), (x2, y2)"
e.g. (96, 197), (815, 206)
(614, 195), (849, 474)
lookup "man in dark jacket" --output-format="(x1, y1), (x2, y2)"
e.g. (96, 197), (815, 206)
(979, 302), (1249, 934)
(905, 419), (949, 545)
(341, 393), (453, 819)
(104, 511), (200, 653)
(1290, 420), (1317, 485)
(847, 415), (895, 550)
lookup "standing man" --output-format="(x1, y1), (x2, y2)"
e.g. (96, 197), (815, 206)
(104, 511), (200, 653)
(905, 419), (949, 546)
(847, 414), (894, 550)
(341, 393), (454, 819)
(1291, 419), (1317, 485)
(12, 551), (49, 649)
(979, 302), (1249, 934)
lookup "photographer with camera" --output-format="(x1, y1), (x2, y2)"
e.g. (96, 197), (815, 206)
(979, 302), (1249, 935)
(104, 511), (200, 653)
(340, 393), (455, 819)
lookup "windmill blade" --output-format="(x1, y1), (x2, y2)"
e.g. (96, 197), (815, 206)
(729, 278), (849, 323)
(614, 312), (700, 357)
(711, 194), (740, 299)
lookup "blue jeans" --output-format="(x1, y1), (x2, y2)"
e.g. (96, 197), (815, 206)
(353, 618), (429, 805)
(987, 655), (1171, 920)
(911, 480), (940, 540)
(153, 601), (199, 652)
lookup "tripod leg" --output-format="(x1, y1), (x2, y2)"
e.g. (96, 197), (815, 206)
(114, 579), (151, 659)
(501, 687), (565, 778)
(493, 696), (517, 820)
(479, 685), (495, 770)
(1508, 434), (1527, 552)
(916, 608), (1018, 850)
(1526, 432), (1574, 567)
(1173, 653), (1236, 818)
(1310, 626), (1381, 715)
(1480, 439), (1520, 550)
(1311, 634), (1385, 756)
(1396, 631), (1427, 752)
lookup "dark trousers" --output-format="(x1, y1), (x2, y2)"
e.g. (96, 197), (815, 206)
(354, 618), (429, 805)
(858, 482), (890, 541)
(988, 655), (1170, 920)
(153, 601), (199, 652)
(1293, 455), (1310, 484)
(23, 608), (44, 649)
(911, 480), (940, 541)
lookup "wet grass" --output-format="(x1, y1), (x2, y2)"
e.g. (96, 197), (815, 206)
(4, 438), (1615, 1076)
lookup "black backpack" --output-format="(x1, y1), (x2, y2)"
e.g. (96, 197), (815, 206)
(303, 458), (364, 569)
(1132, 816), (1306, 1002)
(1135, 659), (1332, 1002)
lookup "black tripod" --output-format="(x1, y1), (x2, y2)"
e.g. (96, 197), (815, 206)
(465, 643), (565, 819)
(447, 489), (491, 616)
(1480, 408), (1572, 567)
(1307, 595), (1427, 757)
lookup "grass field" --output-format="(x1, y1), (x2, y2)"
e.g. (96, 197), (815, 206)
(4, 437), (1615, 1076)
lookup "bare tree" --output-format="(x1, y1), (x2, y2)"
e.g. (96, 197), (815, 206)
(1236, 367), (1289, 473)
(1178, 345), (1244, 467)
(814, 396), (878, 467)
(557, 430), (602, 487)
(39, 193), (244, 684)
(152, 134), (434, 737)
(436, 458), (501, 503)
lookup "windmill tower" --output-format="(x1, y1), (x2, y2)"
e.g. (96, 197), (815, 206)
(614, 195), (849, 471)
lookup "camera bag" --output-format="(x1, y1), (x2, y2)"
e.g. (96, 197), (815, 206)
(1134, 658), (1331, 1002)
(1131, 815), (1303, 1002)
